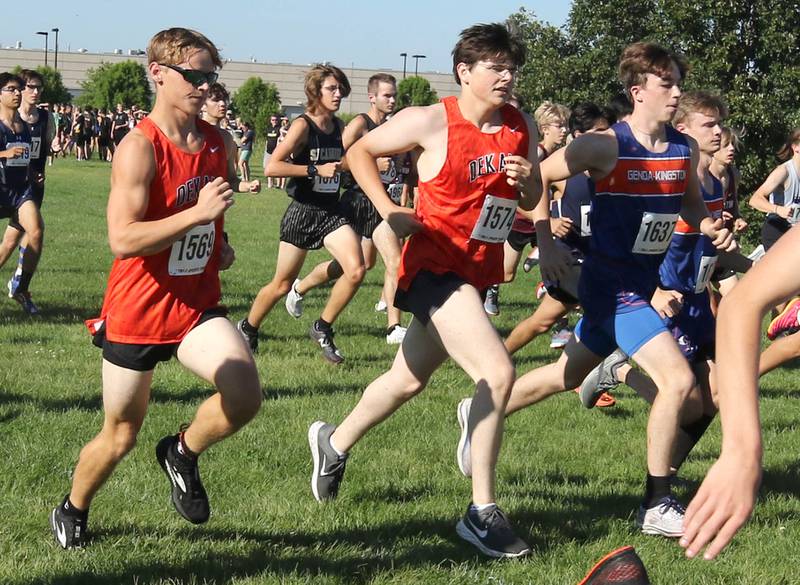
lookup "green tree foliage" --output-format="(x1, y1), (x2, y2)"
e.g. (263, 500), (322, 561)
(76, 61), (151, 110)
(511, 1), (800, 247)
(396, 76), (439, 110)
(232, 77), (281, 137)
(12, 65), (72, 104)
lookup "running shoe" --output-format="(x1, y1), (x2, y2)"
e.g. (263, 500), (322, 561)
(51, 496), (88, 549)
(549, 327), (572, 349)
(308, 421), (348, 501)
(9, 287), (40, 315)
(374, 298), (387, 313)
(536, 281), (547, 300)
(456, 504), (531, 558)
(386, 325), (407, 345)
(285, 278), (304, 318)
(522, 248), (539, 273)
(579, 546), (651, 585)
(155, 433), (210, 524)
(7, 266), (21, 297)
(484, 285), (500, 316)
(310, 320), (344, 364)
(579, 349), (628, 409)
(236, 318), (258, 353)
(636, 495), (685, 538)
(767, 297), (800, 340)
(456, 397), (472, 477)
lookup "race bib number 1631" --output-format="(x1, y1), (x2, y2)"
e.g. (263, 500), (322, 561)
(470, 194), (517, 243)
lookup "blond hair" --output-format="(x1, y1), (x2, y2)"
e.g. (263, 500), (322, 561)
(673, 91), (728, 126)
(534, 101), (570, 132)
(147, 28), (222, 68)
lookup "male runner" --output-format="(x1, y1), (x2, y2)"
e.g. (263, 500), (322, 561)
(308, 23), (539, 558)
(3, 69), (55, 313)
(49, 28), (262, 549)
(0, 72), (44, 315)
(286, 74), (408, 344)
(455, 43), (734, 537)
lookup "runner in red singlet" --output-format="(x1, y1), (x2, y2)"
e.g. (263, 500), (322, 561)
(307, 23), (541, 558)
(50, 28), (262, 550)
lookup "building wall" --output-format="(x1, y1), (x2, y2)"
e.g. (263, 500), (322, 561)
(0, 48), (461, 114)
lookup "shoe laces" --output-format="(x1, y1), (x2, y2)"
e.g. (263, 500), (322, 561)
(477, 505), (513, 535)
(658, 496), (686, 517)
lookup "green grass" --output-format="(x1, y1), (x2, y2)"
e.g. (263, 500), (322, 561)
(1, 156), (799, 585)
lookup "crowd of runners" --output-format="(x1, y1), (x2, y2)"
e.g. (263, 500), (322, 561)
(1, 22), (799, 569)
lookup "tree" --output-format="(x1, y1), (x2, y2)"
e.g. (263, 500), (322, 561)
(396, 76), (438, 110)
(12, 65), (71, 104)
(77, 61), (151, 110)
(232, 77), (281, 137)
(510, 1), (800, 247)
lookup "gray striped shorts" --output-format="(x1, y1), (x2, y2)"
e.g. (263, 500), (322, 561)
(279, 199), (350, 250)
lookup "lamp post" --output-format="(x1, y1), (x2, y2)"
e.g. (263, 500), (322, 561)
(36, 31), (49, 66)
(412, 54), (426, 76)
(399, 53), (407, 79)
(51, 28), (59, 71)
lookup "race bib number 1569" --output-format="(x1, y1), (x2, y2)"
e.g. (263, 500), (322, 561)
(169, 223), (215, 276)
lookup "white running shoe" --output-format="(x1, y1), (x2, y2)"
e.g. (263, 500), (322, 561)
(636, 495), (685, 538)
(285, 278), (304, 318)
(386, 325), (407, 344)
(549, 327), (572, 349)
(374, 299), (387, 313)
(456, 398), (472, 477)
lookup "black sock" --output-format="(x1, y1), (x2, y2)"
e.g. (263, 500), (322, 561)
(673, 414), (715, 471)
(386, 324), (399, 335)
(177, 432), (198, 461)
(644, 474), (672, 507)
(316, 318), (332, 331)
(17, 270), (33, 294)
(62, 496), (87, 518)
(241, 319), (258, 335)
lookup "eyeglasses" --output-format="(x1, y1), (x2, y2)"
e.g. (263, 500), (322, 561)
(0, 86), (22, 94)
(322, 85), (344, 93)
(159, 64), (219, 88)
(477, 62), (518, 79)
(25, 84), (43, 92)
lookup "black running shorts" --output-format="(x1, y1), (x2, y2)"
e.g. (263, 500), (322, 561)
(340, 189), (382, 239)
(395, 270), (482, 326)
(761, 215), (791, 251)
(506, 228), (537, 253)
(279, 199), (349, 250)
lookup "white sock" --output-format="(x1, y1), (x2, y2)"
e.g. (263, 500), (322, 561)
(470, 502), (497, 513)
(329, 436), (346, 457)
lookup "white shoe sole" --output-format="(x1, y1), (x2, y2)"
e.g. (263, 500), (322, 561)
(455, 519), (530, 558)
(456, 399), (472, 477)
(308, 421), (325, 502)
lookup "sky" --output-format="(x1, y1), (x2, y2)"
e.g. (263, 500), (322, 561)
(6, 1), (570, 73)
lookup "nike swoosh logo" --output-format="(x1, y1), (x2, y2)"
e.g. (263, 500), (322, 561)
(210, 146), (219, 153)
(54, 512), (67, 548)
(167, 464), (187, 493)
(467, 515), (488, 538)
(509, 127), (519, 133)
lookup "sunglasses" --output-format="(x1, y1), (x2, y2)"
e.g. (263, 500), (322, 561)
(159, 64), (219, 88)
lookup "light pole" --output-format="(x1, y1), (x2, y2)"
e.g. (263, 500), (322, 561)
(36, 31), (49, 67)
(412, 54), (426, 76)
(51, 28), (60, 71)
(400, 52), (408, 79)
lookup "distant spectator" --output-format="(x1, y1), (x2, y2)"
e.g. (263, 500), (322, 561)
(238, 120), (254, 182)
(263, 114), (281, 188)
(112, 103), (129, 146)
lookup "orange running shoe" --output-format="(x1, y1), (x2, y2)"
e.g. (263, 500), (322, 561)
(579, 545), (650, 585)
(767, 297), (800, 340)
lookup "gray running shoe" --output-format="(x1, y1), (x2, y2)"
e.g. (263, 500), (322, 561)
(456, 504), (531, 558)
(484, 285), (500, 316)
(579, 349), (628, 409)
(308, 421), (348, 501)
(285, 278), (304, 318)
(309, 320), (344, 365)
(456, 398), (472, 477)
(236, 318), (258, 353)
(636, 495), (685, 538)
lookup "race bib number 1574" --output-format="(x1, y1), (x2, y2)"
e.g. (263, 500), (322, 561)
(470, 194), (517, 243)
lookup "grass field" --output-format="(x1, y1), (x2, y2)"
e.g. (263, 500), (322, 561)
(0, 155), (798, 585)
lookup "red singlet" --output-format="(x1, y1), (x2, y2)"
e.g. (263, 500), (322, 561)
(397, 96), (529, 292)
(90, 117), (228, 344)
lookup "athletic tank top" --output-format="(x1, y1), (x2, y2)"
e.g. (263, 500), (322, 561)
(27, 107), (49, 176)
(768, 160), (800, 225)
(285, 114), (344, 205)
(510, 142), (545, 234)
(0, 119), (32, 195)
(581, 121), (691, 302)
(95, 117), (228, 344)
(659, 175), (723, 294)
(397, 96), (529, 292)
(551, 173), (593, 255)
(344, 113), (398, 196)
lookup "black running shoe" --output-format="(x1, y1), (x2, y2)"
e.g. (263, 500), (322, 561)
(237, 318), (259, 353)
(155, 434), (210, 524)
(51, 496), (88, 549)
(456, 504), (530, 558)
(309, 321), (344, 365)
(579, 546), (651, 585)
(308, 420), (348, 501)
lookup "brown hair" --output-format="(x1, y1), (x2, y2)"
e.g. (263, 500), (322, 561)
(452, 22), (526, 85)
(673, 91), (728, 126)
(618, 42), (688, 94)
(367, 73), (396, 95)
(207, 82), (229, 102)
(304, 64), (351, 111)
(18, 69), (44, 85)
(147, 28), (222, 68)
(777, 129), (800, 161)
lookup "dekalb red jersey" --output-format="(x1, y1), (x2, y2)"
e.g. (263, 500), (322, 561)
(92, 117), (228, 344)
(398, 96), (529, 292)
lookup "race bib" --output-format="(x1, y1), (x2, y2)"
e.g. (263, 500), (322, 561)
(313, 173), (340, 194)
(379, 159), (397, 184)
(632, 212), (678, 254)
(695, 255), (718, 293)
(580, 204), (591, 237)
(789, 205), (800, 225)
(387, 183), (404, 204)
(5, 142), (30, 167)
(471, 194), (517, 243)
(30, 137), (42, 159)
(169, 223), (216, 276)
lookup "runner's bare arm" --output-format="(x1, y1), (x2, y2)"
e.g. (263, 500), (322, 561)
(748, 165), (791, 218)
(221, 129), (260, 193)
(107, 131), (233, 258)
(681, 225), (800, 560)
(505, 111), (542, 211)
(341, 115), (368, 150)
